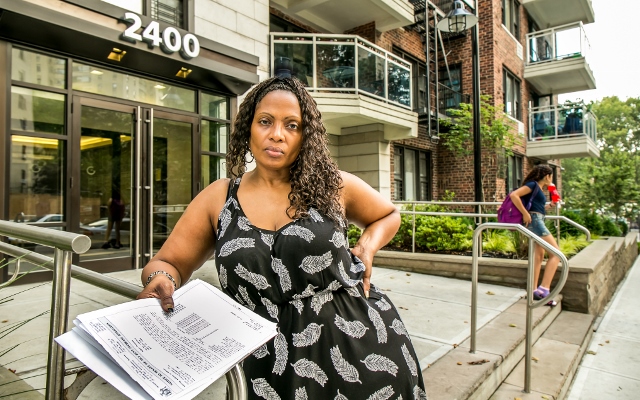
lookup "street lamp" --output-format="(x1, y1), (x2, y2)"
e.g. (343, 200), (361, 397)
(437, 0), (482, 208)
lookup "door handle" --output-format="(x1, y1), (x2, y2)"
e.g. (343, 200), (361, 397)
(144, 186), (151, 190)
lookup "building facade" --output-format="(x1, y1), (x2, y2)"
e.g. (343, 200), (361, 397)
(0, 0), (598, 279)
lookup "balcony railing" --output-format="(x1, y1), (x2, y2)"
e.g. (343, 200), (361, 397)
(438, 83), (470, 113)
(526, 22), (591, 66)
(529, 101), (597, 142)
(271, 33), (412, 109)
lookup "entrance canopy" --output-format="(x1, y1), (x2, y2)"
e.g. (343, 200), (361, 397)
(0, 0), (259, 95)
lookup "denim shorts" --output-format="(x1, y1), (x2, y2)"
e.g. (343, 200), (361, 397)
(527, 212), (551, 237)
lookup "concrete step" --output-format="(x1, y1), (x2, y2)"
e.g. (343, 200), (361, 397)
(423, 295), (563, 400)
(0, 367), (44, 399)
(490, 311), (595, 400)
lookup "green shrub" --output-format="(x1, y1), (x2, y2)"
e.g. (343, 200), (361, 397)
(347, 224), (362, 247)
(482, 230), (515, 254)
(618, 220), (629, 235)
(559, 209), (585, 237)
(581, 212), (603, 236)
(602, 219), (622, 236)
(559, 235), (590, 257)
(414, 216), (473, 252)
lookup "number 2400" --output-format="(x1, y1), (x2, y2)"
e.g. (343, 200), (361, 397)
(122, 12), (200, 60)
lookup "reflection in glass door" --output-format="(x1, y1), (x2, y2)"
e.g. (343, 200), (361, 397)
(76, 101), (136, 271)
(147, 112), (194, 260)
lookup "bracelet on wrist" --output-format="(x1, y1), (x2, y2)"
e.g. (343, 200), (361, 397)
(145, 270), (178, 290)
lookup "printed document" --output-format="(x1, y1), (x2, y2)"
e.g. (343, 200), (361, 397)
(56, 279), (278, 400)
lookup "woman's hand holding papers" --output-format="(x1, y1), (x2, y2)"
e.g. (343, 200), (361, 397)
(137, 269), (179, 312)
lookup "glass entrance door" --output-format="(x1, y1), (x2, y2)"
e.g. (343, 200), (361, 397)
(141, 110), (196, 266)
(73, 98), (196, 271)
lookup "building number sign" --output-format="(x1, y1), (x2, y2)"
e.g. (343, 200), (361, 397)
(122, 12), (200, 60)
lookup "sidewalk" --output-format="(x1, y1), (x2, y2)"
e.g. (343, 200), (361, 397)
(566, 252), (640, 399)
(0, 261), (525, 399)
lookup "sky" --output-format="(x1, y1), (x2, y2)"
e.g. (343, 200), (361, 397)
(558, 0), (640, 104)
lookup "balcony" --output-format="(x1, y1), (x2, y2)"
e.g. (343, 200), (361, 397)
(522, 0), (594, 28)
(524, 22), (596, 95)
(270, 0), (414, 33)
(271, 33), (417, 140)
(526, 101), (599, 160)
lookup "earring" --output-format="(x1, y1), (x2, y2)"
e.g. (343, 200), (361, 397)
(246, 152), (254, 163)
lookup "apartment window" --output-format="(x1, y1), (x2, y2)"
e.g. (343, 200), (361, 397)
(503, 68), (521, 120)
(439, 64), (463, 111)
(394, 146), (432, 201)
(393, 48), (426, 113)
(502, 0), (520, 40)
(506, 155), (523, 194)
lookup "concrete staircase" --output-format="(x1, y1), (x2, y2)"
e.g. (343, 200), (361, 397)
(424, 295), (595, 400)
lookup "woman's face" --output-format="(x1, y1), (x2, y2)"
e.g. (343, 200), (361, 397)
(249, 90), (303, 171)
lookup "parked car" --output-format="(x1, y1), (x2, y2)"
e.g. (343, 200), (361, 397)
(80, 218), (173, 249)
(6, 214), (64, 248)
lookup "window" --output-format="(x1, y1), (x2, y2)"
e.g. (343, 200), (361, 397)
(503, 68), (521, 120)
(439, 64), (463, 111)
(200, 93), (231, 187)
(270, 15), (308, 33)
(505, 155), (523, 194)
(393, 48), (426, 113)
(394, 146), (432, 201)
(101, 0), (186, 28)
(502, 0), (520, 39)
(152, 0), (184, 27)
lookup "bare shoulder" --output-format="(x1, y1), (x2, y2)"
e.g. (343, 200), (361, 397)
(194, 178), (232, 226)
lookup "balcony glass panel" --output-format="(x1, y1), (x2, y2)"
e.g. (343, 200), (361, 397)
(529, 101), (597, 142)
(388, 62), (410, 107)
(271, 33), (412, 109)
(527, 22), (591, 65)
(317, 42), (356, 89)
(357, 47), (385, 97)
(274, 41), (315, 87)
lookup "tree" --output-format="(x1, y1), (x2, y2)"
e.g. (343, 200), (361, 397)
(563, 96), (640, 223)
(439, 94), (516, 200)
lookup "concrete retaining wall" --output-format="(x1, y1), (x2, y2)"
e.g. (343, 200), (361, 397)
(373, 231), (638, 315)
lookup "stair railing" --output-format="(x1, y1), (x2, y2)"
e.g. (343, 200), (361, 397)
(470, 222), (570, 394)
(0, 219), (247, 400)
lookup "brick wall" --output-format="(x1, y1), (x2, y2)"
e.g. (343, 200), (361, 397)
(268, 3), (565, 202)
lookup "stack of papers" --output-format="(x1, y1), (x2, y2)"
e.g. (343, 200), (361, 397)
(56, 279), (278, 400)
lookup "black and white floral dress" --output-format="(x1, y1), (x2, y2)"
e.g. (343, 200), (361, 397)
(215, 178), (427, 400)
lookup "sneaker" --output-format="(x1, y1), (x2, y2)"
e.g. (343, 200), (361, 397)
(533, 286), (550, 300)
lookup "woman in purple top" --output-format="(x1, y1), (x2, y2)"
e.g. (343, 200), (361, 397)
(509, 164), (560, 300)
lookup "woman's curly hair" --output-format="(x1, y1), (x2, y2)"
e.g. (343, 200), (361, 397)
(226, 76), (344, 225)
(523, 164), (553, 185)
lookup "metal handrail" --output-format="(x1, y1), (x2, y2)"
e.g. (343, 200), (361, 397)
(470, 222), (570, 393)
(0, 222), (247, 400)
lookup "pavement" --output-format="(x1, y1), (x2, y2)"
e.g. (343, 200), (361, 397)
(0, 260), (526, 399)
(1, 251), (639, 399)
(566, 249), (640, 399)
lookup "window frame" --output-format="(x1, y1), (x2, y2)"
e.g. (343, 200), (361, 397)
(503, 68), (522, 121)
(393, 145), (432, 201)
(392, 47), (427, 114)
(63, 0), (192, 30)
(502, 0), (520, 40)
(505, 154), (523, 194)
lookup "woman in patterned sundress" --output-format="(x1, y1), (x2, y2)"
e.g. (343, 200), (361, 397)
(138, 76), (427, 399)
